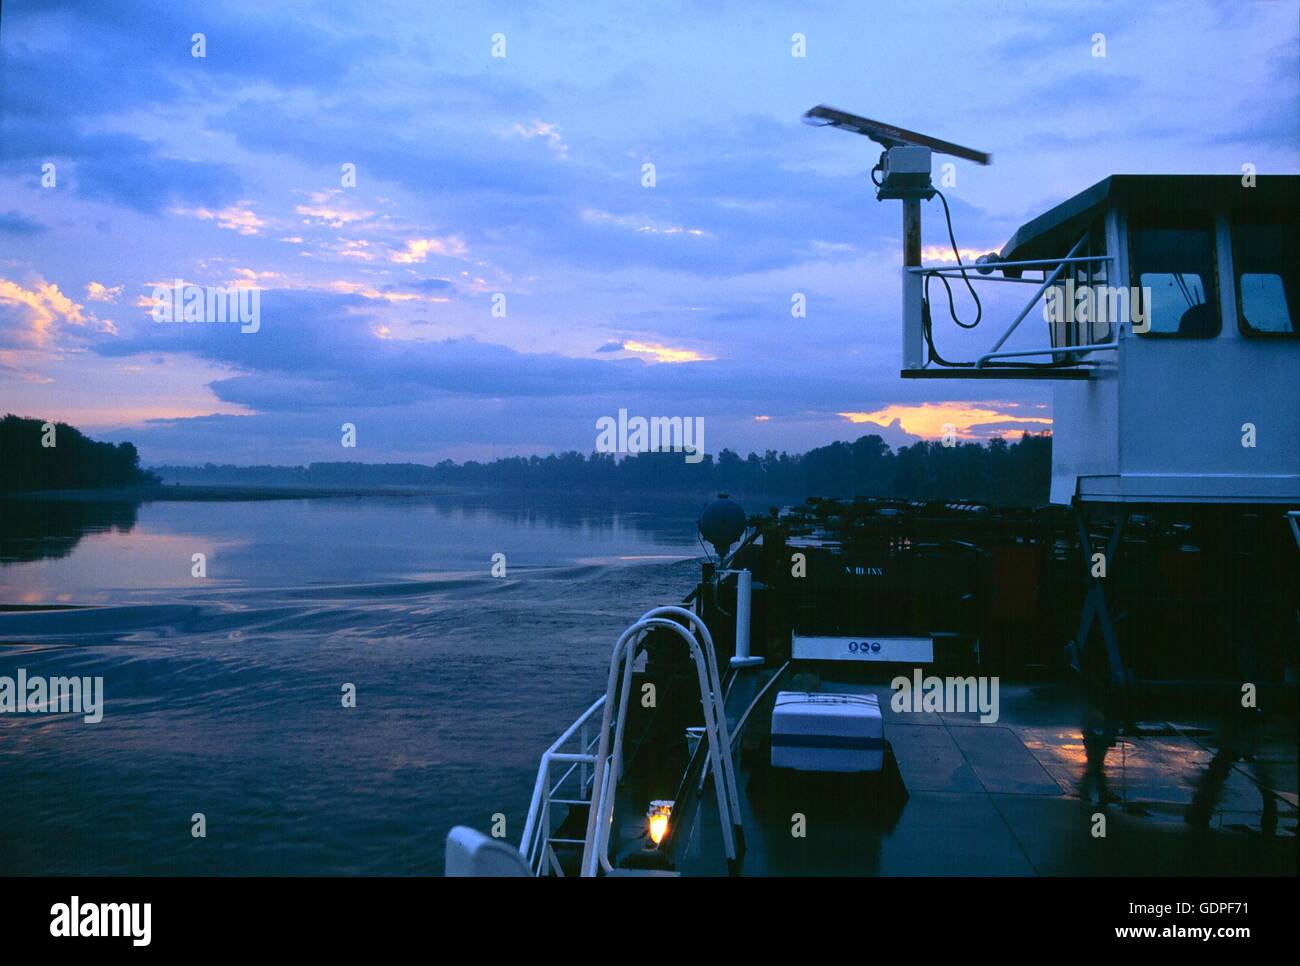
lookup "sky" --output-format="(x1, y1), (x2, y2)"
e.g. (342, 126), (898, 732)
(0, 0), (1295, 466)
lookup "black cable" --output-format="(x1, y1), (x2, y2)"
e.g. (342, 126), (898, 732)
(920, 189), (1081, 370)
(931, 189), (982, 329)
(921, 280), (972, 367)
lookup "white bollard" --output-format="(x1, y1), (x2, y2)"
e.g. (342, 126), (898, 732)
(730, 569), (762, 668)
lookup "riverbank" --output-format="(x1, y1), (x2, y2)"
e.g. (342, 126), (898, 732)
(3, 483), (456, 502)
(2, 483), (797, 505)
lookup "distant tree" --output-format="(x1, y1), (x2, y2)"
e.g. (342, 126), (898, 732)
(0, 414), (160, 492)
(147, 431), (1054, 506)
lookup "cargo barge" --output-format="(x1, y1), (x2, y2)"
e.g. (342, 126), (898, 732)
(446, 110), (1299, 876)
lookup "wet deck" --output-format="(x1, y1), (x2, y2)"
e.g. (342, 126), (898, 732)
(671, 673), (1298, 876)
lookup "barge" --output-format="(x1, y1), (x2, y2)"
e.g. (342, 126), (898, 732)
(446, 109), (1300, 876)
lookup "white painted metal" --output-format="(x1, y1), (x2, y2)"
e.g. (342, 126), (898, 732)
(892, 187), (1298, 507)
(979, 234), (1091, 363)
(639, 605), (742, 834)
(903, 247), (1117, 374)
(903, 196), (924, 370)
(1051, 205), (1300, 505)
(792, 634), (933, 663)
(580, 608), (741, 876)
(726, 569), (762, 667)
(446, 826), (532, 877)
(518, 695), (606, 875)
(880, 145), (932, 191)
(1049, 211), (1126, 504)
(914, 255), (1115, 275)
(980, 342), (1117, 364)
(588, 618), (730, 875)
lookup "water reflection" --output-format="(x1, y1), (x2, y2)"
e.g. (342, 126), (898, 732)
(0, 490), (711, 604)
(0, 499), (140, 565)
(0, 490), (705, 874)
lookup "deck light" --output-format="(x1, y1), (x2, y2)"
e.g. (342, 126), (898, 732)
(647, 800), (673, 846)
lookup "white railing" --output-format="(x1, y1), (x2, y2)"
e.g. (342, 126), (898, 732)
(582, 607), (742, 876)
(904, 231), (1119, 370)
(518, 606), (747, 877)
(518, 695), (606, 876)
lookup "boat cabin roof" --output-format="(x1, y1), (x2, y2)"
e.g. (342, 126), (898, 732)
(1000, 174), (1299, 263)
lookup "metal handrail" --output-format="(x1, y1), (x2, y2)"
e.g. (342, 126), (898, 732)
(635, 605), (741, 826)
(518, 695), (606, 875)
(906, 253), (1113, 276)
(977, 340), (1118, 366)
(980, 233), (1088, 360)
(905, 228), (1124, 372)
(518, 604), (747, 877)
(581, 610), (740, 876)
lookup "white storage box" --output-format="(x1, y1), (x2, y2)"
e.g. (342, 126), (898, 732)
(770, 691), (884, 773)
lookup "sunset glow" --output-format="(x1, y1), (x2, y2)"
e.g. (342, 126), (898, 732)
(620, 341), (714, 364)
(838, 403), (1052, 440)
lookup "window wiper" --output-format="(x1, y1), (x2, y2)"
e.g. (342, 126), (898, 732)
(1173, 273), (1204, 308)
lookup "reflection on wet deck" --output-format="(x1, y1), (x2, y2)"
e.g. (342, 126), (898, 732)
(677, 680), (1297, 876)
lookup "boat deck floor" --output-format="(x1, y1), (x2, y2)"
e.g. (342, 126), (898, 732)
(672, 672), (1298, 876)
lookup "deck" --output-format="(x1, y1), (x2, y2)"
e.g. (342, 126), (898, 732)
(668, 672), (1297, 876)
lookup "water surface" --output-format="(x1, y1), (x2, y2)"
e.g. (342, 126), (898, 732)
(0, 493), (707, 874)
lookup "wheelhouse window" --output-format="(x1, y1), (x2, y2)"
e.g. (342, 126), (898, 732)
(1128, 211), (1220, 337)
(1049, 220), (1109, 353)
(1231, 214), (1298, 337)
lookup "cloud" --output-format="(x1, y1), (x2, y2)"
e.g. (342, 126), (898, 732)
(1015, 70), (1142, 112)
(2, 1), (368, 119)
(0, 210), (48, 236)
(86, 282), (124, 302)
(92, 289), (627, 406)
(921, 244), (998, 264)
(0, 277), (86, 349)
(0, 121), (245, 214)
(509, 120), (568, 159)
(202, 90), (903, 276)
(85, 286), (988, 446)
(0, 0), (370, 216)
(620, 340), (713, 363)
(389, 237), (468, 264)
(176, 203), (266, 236)
(838, 403), (1052, 440)
(409, 277), (456, 293)
(294, 191), (374, 230)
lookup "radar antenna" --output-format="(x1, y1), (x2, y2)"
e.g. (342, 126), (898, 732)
(805, 105), (992, 369)
(802, 106), (991, 166)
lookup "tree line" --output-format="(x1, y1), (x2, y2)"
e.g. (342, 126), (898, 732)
(152, 432), (1053, 505)
(1, 414), (160, 492)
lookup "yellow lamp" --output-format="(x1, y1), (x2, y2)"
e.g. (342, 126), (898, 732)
(647, 800), (673, 846)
